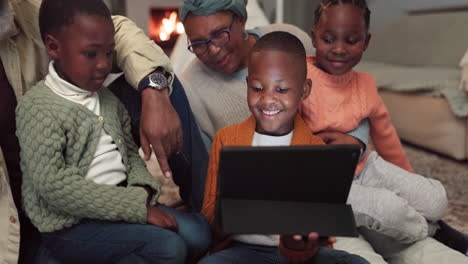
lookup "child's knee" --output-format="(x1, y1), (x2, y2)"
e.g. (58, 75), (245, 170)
(354, 211), (428, 243)
(182, 213), (211, 255)
(363, 152), (448, 222)
(145, 234), (188, 263)
(417, 180), (448, 221)
(157, 205), (211, 254)
(189, 220), (211, 254)
(352, 189), (429, 243)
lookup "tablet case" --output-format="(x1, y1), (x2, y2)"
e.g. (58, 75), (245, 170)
(216, 145), (360, 237)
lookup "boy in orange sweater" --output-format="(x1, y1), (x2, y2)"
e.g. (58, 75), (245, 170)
(302, 0), (450, 257)
(199, 31), (368, 264)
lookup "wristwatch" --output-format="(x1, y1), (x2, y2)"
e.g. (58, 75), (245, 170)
(138, 72), (168, 93)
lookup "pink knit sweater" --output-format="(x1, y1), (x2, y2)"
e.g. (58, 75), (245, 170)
(302, 56), (413, 173)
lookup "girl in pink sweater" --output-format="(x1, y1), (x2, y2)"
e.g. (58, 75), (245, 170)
(301, 0), (449, 256)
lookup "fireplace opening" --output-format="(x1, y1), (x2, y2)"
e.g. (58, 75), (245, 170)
(149, 7), (184, 55)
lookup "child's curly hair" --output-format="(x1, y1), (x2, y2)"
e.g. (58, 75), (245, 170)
(314, 0), (371, 30)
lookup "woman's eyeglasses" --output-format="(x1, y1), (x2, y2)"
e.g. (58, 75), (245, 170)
(187, 16), (235, 55)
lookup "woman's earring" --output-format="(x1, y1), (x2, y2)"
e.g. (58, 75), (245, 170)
(244, 31), (249, 40)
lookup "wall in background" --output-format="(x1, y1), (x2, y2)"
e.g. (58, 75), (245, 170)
(259, 0), (468, 33)
(256, 0), (441, 34)
(368, 0), (468, 31)
(282, 0), (319, 32)
(257, 0), (319, 31)
(112, 1), (468, 34)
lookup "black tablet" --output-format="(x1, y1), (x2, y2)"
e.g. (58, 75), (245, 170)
(216, 145), (360, 237)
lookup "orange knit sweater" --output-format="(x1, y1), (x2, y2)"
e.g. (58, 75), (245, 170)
(202, 114), (327, 262)
(302, 56), (413, 173)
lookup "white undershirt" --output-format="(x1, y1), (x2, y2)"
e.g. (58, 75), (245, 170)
(232, 130), (293, 246)
(252, 131), (293, 147)
(45, 61), (126, 185)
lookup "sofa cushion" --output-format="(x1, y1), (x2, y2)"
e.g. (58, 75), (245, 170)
(355, 61), (459, 92)
(379, 91), (467, 160)
(355, 61), (468, 118)
(364, 12), (468, 67)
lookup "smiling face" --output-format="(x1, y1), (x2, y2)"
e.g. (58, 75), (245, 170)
(247, 49), (311, 136)
(184, 11), (252, 75)
(311, 3), (371, 75)
(45, 14), (115, 92)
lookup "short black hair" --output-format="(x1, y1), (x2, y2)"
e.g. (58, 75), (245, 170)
(251, 31), (307, 78)
(39, 0), (112, 41)
(314, 0), (371, 30)
(252, 31), (306, 59)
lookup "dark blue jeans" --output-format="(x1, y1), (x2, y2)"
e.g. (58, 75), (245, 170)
(37, 205), (210, 263)
(110, 75), (209, 212)
(199, 241), (369, 264)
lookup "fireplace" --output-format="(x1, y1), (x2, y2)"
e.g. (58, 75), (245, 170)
(149, 7), (184, 55)
(125, 0), (184, 55)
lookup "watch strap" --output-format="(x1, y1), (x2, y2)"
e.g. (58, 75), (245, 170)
(138, 76), (151, 93)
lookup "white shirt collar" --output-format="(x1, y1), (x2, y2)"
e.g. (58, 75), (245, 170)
(45, 61), (100, 115)
(252, 131), (293, 147)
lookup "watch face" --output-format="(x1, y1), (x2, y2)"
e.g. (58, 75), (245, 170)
(149, 73), (168, 90)
(149, 73), (162, 83)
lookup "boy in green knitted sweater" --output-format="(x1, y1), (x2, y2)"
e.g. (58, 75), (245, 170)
(15, 0), (210, 263)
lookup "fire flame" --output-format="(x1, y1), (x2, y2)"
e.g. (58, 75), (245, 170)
(150, 11), (184, 42)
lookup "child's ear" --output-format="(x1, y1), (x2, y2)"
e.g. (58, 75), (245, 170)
(302, 78), (312, 100)
(363, 32), (372, 51)
(44, 34), (60, 60)
(310, 29), (317, 48)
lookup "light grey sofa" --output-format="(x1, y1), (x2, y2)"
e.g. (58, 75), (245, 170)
(355, 9), (468, 160)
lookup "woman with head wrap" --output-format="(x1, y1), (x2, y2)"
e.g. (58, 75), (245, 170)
(179, 0), (315, 139)
(178, 1), (376, 263)
(180, 0), (252, 76)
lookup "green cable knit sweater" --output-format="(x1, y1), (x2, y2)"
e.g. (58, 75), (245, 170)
(16, 81), (161, 232)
